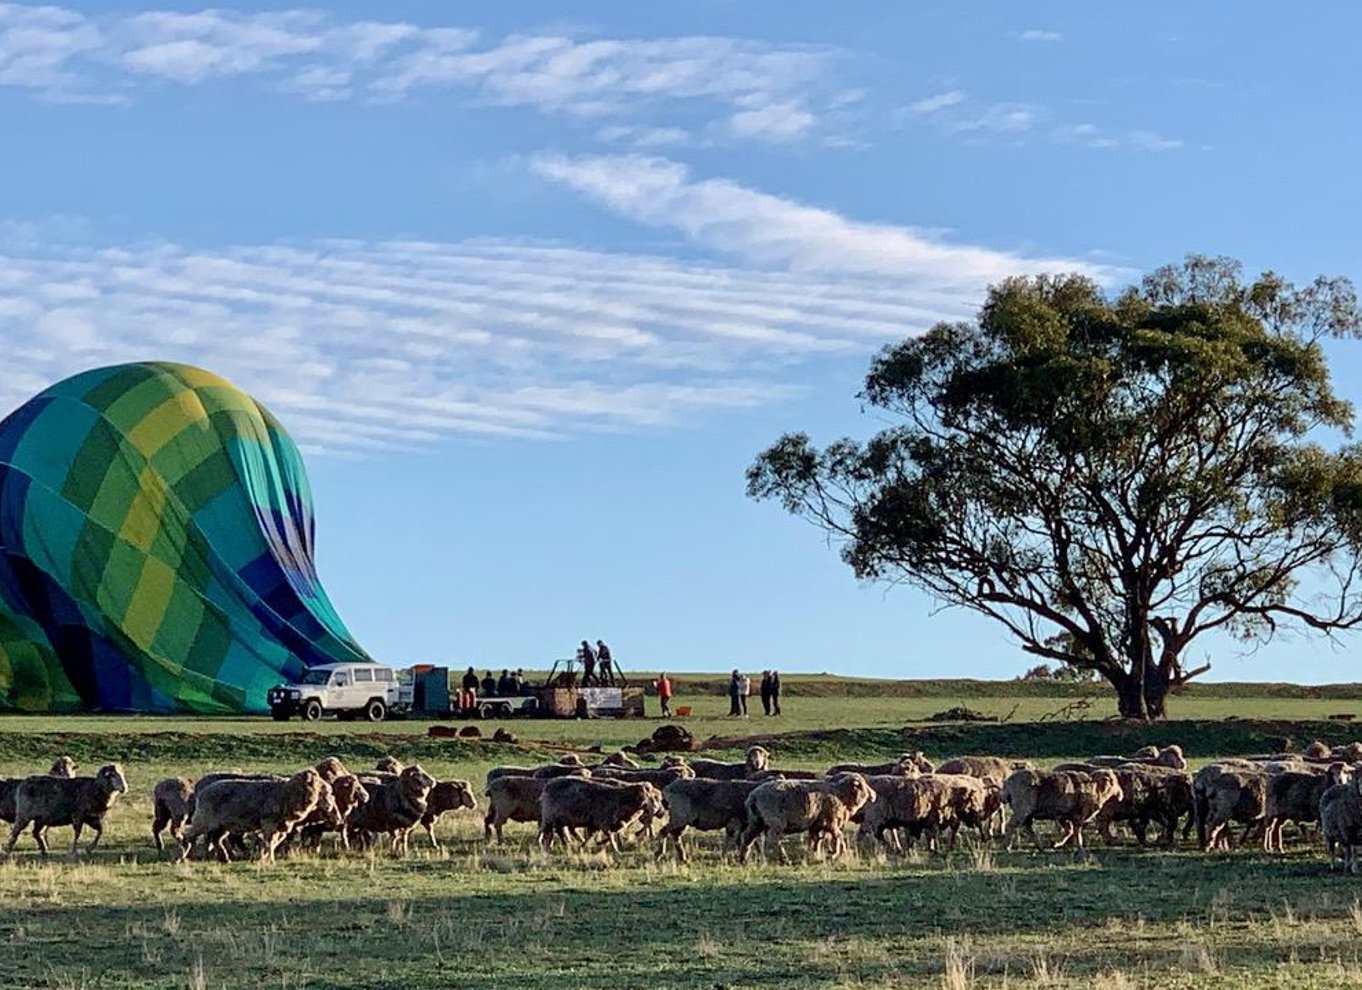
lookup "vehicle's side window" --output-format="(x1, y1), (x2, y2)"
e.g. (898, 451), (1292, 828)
(375, 669), (393, 683)
(354, 668), (373, 683)
(333, 674), (348, 687)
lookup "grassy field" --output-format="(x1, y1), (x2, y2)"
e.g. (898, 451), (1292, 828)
(4, 685), (1362, 988)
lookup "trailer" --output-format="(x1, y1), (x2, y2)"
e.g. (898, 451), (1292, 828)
(407, 661), (645, 719)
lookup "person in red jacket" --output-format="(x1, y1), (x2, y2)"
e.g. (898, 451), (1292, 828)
(655, 672), (673, 717)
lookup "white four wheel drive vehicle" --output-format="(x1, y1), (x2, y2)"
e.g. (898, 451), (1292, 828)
(267, 663), (413, 722)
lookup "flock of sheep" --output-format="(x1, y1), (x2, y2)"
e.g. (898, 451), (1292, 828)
(3, 740), (1362, 868)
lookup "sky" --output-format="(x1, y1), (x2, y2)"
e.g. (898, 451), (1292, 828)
(3, 2), (1362, 682)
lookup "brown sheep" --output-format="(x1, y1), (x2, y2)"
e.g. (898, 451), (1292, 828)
(4, 763), (128, 857)
(531, 763), (598, 780)
(855, 774), (942, 851)
(1320, 774), (1362, 872)
(656, 778), (762, 863)
(931, 773), (995, 847)
(599, 751), (640, 769)
(688, 746), (771, 781)
(182, 770), (330, 862)
(419, 780), (478, 847)
(829, 752), (934, 778)
(1001, 768), (1123, 850)
(0, 756), (82, 824)
(738, 772), (876, 864)
(1193, 764), (1268, 850)
(937, 756), (1031, 780)
(586, 765), (694, 837)
(49, 756), (77, 778)
(151, 777), (194, 852)
(1263, 765), (1349, 852)
(538, 778), (665, 852)
(748, 769), (821, 782)
(347, 765), (436, 854)
(484, 775), (552, 842)
(1101, 765), (1193, 846)
(314, 756), (351, 782)
(375, 756), (403, 774)
(1090, 745), (1187, 772)
(293, 774), (371, 851)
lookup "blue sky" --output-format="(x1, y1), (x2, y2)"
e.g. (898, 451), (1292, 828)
(3, 2), (1361, 681)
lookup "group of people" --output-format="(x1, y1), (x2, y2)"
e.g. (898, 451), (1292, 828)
(728, 669), (782, 717)
(458, 667), (529, 711)
(574, 639), (617, 686)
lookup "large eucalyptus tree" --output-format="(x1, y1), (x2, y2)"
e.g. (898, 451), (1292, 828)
(748, 257), (1362, 719)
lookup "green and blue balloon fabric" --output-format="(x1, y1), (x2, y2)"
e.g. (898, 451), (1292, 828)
(0, 362), (368, 713)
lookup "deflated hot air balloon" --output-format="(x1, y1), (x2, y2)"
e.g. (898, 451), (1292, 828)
(0, 362), (368, 713)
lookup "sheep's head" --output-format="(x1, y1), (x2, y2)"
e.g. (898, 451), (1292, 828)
(314, 781), (342, 827)
(1327, 762), (1353, 788)
(97, 764), (128, 794)
(1092, 769), (1124, 805)
(1156, 745), (1187, 770)
(830, 772), (875, 812)
(660, 755), (688, 768)
(333, 775), (369, 815)
(559, 753), (583, 766)
(374, 756), (402, 774)
(401, 765), (436, 798)
(49, 756), (77, 778)
(640, 783), (665, 818)
(1305, 740), (1331, 760)
(315, 756), (350, 782)
(455, 781), (477, 811)
(745, 746), (770, 771)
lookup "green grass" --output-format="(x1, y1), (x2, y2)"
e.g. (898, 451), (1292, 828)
(4, 687), (1362, 988)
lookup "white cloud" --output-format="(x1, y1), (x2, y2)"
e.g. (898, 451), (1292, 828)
(1127, 129), (1183, 152)
(0, 6), (846, 144)
(531, 153), (1112, 288)
(1018, 29), (1063, 43)
(1054, 122), (1183, 152)
(728, 100), (816, 142)
(0, 232), (977, 454)
(952, 102), (1042, 135)
(906, 90), (1183, 153)
(906, 90), (965, 115)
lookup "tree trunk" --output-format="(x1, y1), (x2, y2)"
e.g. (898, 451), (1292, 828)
(1143, 662), (1172, 720)
(1111, 670), (1150, 721)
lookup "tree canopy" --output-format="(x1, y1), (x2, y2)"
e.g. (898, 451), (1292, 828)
(747, 256), (1362, 719)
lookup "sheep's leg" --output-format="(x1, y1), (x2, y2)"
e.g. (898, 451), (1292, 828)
(538, 824), (554, 851)
(32, 824), (49, 857)
(152, 807), (168, 852)
(3, 819), (26, 856)
(766, 828), (789, 866)
(736, 820), (763, 864)
(425, 821), (440, 849)
(85, 820), (103, 853)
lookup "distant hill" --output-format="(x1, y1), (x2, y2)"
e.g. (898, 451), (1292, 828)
(610, 673), (1362, 699)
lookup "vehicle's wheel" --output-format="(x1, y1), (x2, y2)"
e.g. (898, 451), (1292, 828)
(365, 699), (386, 723)
(302, 699), (323, 722)
(271, 710), (290, 722)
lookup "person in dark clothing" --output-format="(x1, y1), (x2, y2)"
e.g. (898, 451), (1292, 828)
(514, 669), (527, 694)
(727, 669), (742, 717)
(459, 666), (479, 712)
(760, 670), (773, 716)
(580, 640), (597, 686)
(497, 669), (514, 695)
(480, 670), (497, 697)
(596, 639), (614, 685)
(771, 669), (782, 715)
